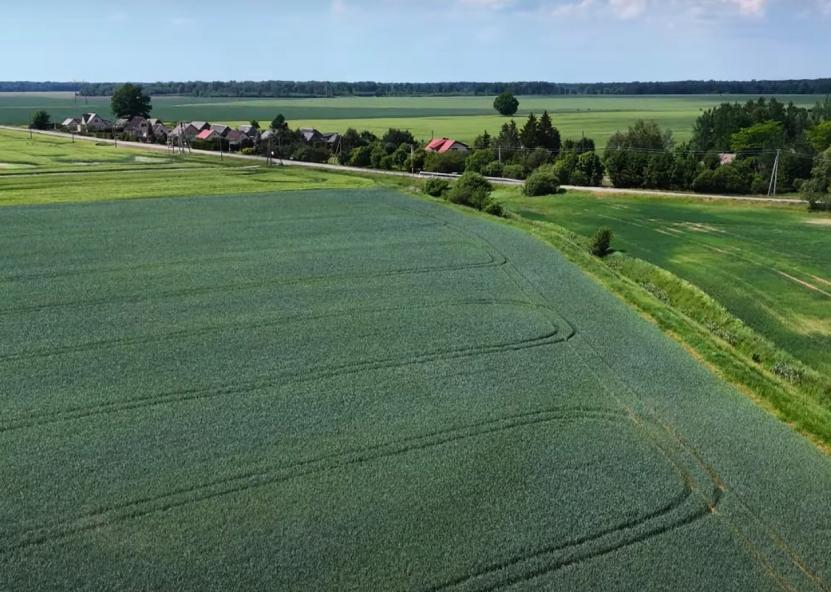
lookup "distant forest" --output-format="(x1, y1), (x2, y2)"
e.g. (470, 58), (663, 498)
(2, 79), (830, 97)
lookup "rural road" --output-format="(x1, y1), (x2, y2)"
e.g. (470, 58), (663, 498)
(1, 126), (808, 206)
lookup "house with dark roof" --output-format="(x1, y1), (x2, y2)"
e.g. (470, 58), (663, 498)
(425, 137), (469, 154)
(80, 113), (113, 133)
(168, 122), (200, 142)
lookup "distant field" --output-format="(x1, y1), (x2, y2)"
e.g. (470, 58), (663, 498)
(0, 93), (824, 146)
(3, 183), (831, 589)
(500, 189), (831, 376)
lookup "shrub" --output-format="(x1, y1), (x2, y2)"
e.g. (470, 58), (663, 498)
(523, 147), (552, 171)
(424, 178), (450, 197)
(424, 150), (466, 174)
(447, 171), (492, 210)
(484, 200), (505, 217)
(348, 145), (372, 167)
(590, 228), (613, 258)
(576, 151), (605, 186)
(292, 145), (330, 163)
(481, 161), (504, 178)
(240, 147), (256, 156)
(523, 167), (560, 196)
(465, 149), (495, 173)
(502, 163), (526, 180)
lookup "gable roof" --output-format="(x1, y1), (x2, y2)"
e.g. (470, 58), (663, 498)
(191, 121), (210, 131)
(196, 129), (217, 140)
(426, 137), (469, 153)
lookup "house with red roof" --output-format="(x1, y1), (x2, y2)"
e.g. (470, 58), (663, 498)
(425, 137), (470, 154)
(196, 128), (220, 142)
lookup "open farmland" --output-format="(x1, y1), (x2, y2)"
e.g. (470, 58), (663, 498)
(2, 181), (831, 589)
(500, 190), (831, 377)
(0, 128), (371, 205)
(0, 93), (824, 146)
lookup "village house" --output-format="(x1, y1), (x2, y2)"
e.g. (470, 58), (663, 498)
(196, 128), (221, 142)
(168, 122), (201, 143)
(425, 137), (470, 154)
(60, 117), (81, 132)
(80, 112), (113, 133)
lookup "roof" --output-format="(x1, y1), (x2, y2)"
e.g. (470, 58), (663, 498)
(61, 117), (79, 126)
(426, 137), (469, 153)
(212, 124), (229, 135)
(191, 121), (209, 131)
(196, 129), (217, 140)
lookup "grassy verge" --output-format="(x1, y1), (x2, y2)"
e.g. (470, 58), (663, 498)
(387, 180), (831, 451)
(500, 213), (831, 451)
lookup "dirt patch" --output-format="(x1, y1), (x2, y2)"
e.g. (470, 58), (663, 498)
(133, 156), (169, 164)
(805, 218), (831, 227)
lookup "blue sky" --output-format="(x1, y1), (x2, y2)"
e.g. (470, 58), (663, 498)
(1, 0), (828, 82)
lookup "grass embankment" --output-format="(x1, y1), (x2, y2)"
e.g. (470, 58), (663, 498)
(491, 190), (831, 450)
(0, 129), (371, 205)
(1, 93), (823, 145)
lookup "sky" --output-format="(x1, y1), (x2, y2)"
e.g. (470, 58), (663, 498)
(0, 0), (828, 82)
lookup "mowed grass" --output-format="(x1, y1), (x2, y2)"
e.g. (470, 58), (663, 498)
(1, 93), (824, 146)
(2, 188), (831, 590)
(0, 129), (372, 205)
(500, 189), (831, 376)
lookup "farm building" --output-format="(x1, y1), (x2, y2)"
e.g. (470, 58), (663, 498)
(80, 113), (113, 133)
(61, 117), (81, 131)
(168, 123), (200, 142)
(196, 128), (221, 142)
(239, 125), (261, 140)
(425, 137), (470, 154)
(299, 128), (340, 147)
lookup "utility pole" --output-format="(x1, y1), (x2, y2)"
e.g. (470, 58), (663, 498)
(768, 149), (781, 197)
(498, 144), (502, 164)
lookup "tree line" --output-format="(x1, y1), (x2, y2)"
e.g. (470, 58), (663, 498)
(6, 78), (829, 98)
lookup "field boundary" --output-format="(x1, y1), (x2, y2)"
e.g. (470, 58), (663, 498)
(0, 126), (808, 206)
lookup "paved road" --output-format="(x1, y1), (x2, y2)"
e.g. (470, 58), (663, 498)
(1, 126), (808, 206)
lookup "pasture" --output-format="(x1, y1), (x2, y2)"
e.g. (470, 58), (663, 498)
(500, 190), (831, 377)
(1, 177), (831, 588)
(0, 92), (824, 146)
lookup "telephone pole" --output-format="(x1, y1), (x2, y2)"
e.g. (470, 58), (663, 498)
(768, 149), (781, 197)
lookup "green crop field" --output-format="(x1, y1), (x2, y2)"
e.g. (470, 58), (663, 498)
(0, 92), (824, 146)
(2, 128), (831, 590)
(500, 190), (831, 377)
(0, 128), (371, 205)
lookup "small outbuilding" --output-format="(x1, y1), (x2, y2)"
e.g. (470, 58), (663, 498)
(425, 137), (470, 154)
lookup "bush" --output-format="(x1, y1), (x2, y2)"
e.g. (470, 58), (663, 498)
(523, 167), (560, 196)
(483, 200), (505, 217)
(447, 172), (493, 210)
(465, 149), (495, 173)
(481, 161), (504, 178)
(590, 228), (613, 258)
(348, 145), (372, 167)
(424, 150), (466, 174)
(523, 147), (552, 171)
(424, 178), (450, 197)
(576, 151), (605, 186)
(240, 147), (256, 156)
(292, 145), (330, 163)
(502, 163), (526, 180)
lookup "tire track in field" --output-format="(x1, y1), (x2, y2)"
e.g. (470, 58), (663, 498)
(0, 251), (507, 316)
(0, 302), (575, 433)
(0, 408), (693, 557)
(452, 215), (825, 591)
(0, 298), (551, 362)
(0, 229), (452, 282)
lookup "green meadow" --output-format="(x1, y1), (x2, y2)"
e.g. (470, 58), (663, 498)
(0, 92), (824, 145)
(500, 190), (831, 376)
(1, 127), (831, 590)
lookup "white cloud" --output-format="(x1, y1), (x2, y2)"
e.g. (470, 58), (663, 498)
(609, 0), (648, 18)
(725, 0), (767, 15)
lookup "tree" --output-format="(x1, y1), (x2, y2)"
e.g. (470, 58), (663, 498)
(590, 228), (613, 258)
(520, 113), (539, 149)
(473, 130), (492, 150)
(576, 152), (605, 186)
(808, 121), (831, 152)
(536, 111), (561, 153)
(250, 120), (261, 129)
(381, 128), (415, 149)
(603, 120), (674, 188)
(270, 114), (287, 130)
(30, 110), (51, 130)
(493, 92), (519, 116)
(730, 120), (784, 153)
(495, 120), (521, 153)
(801, 147), (831, 211)
(110, 83), (152, 118)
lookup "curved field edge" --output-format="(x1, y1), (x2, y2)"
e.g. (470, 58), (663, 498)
(491, 209), (831, 452)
